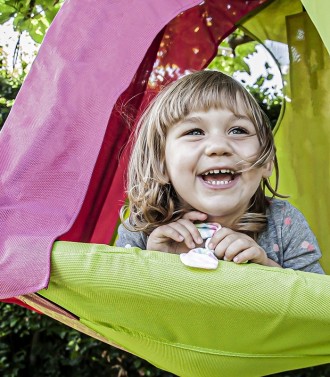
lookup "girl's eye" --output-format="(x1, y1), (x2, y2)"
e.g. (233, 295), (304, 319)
(186, 128), (204, 136)
(229, 127), (248, 135)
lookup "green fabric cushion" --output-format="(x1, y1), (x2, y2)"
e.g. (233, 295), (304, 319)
(38, 241), (330, 377)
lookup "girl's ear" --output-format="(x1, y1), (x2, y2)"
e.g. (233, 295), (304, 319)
(262, 160), (274, 178)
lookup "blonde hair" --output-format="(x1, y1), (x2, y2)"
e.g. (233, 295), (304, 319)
(122, 70), (283, 237)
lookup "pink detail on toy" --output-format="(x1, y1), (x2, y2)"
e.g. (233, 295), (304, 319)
(194, 223), (220, 239)
(273, 244), (279, 252)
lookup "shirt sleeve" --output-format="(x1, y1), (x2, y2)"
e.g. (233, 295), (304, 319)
(116, 221), (147, 249)
(281, 202), (325, 274)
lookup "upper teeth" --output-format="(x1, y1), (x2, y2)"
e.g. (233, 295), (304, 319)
(203, 169), (235, 175)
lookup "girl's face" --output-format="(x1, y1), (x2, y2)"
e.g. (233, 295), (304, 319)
(164, 105), (273, 227)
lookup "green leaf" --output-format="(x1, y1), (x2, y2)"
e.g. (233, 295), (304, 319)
(43, 3), (62, 23)
(236, 41), (258, 58)
(0, 6), (16, 24)
(12, 13), (24, 29)
(256, 75), (265, 87)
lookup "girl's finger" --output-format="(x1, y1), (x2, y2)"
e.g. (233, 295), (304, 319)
(213, 236), (237, 259)
(212, 232), (240, 259)
(208, 227), (235, 250)
(232, 247), (256, 264)
(234, 246), (268, 265)
(167, 222), (198, 249)
(177, 218), (203, 245)
(152, 224), (185, 243)
(182, 211), (207, 222)
(223, 238), (251, 261)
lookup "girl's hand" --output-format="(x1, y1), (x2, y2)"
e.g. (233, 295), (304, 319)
(147, 211), (207, 254)
(208, 227), (281, 267)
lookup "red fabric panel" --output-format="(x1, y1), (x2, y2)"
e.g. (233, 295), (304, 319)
(153, 0), (270, 85)
(0, 298), (42, 313)
(59, 31), (164, 243)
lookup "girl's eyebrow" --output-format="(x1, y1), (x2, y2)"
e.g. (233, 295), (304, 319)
(226, 113), (253, 123)
(178, 113), (252, 125)
(178, 116), (204, 125)
(233, 114), (252, 122)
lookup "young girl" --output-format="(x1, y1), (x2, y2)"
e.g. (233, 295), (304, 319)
(117, 70), (324, 274)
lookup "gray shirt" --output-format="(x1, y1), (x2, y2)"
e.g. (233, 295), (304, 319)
(116, 199), (324, 274)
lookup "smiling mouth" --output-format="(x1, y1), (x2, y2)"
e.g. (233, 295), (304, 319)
(200, 169), (239, 186)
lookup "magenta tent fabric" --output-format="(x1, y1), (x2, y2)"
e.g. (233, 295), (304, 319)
(0, 0), (270, 301)
(0, 0), (201, 299)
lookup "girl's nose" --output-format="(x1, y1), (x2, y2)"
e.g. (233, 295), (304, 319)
(204, 135), (232, 156)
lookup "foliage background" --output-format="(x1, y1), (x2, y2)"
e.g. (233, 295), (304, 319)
(0, 1), (329, 376)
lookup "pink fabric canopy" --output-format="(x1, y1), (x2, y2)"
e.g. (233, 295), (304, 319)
(0, 0), (268, 300)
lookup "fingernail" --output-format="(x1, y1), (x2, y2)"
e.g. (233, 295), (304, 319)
(179, 236), (184, 241)
(197, 237), (203, 244)
(223, 256), (228, 261)
(208, 243), (213, 249)
(190, 242), (195, 248)
(233, 257), (238, 263)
